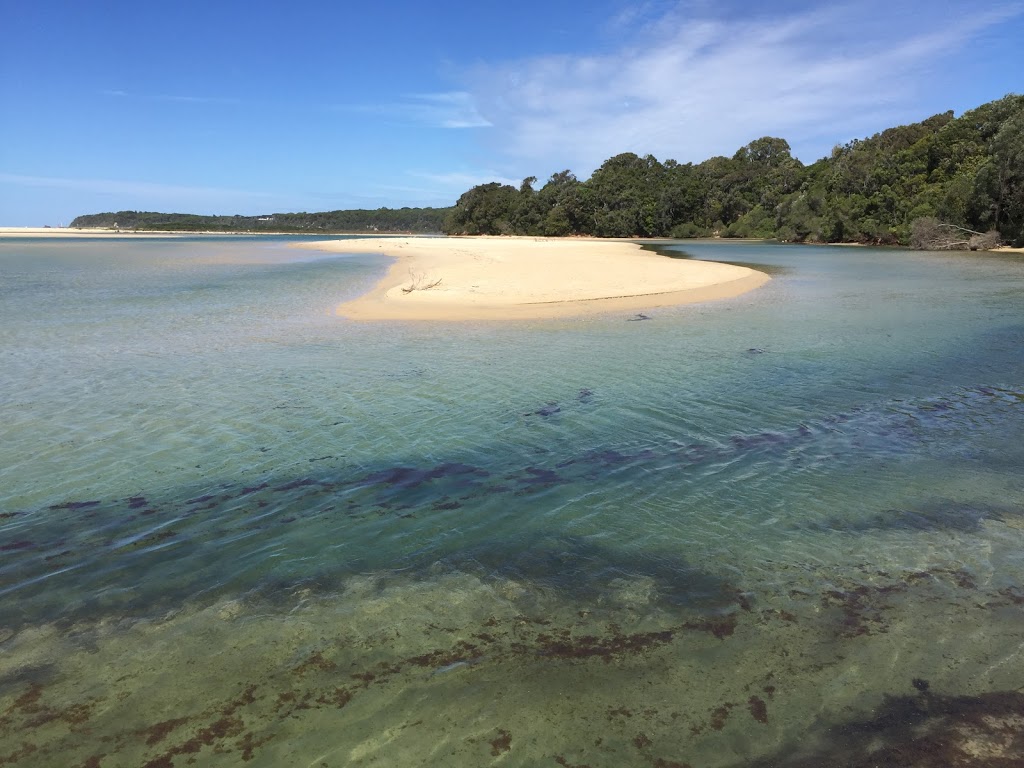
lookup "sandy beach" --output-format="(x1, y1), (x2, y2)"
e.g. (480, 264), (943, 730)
(0, 227), (195, 238)
(296, 236), (770, 321)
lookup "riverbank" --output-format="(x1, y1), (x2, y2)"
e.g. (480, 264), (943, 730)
(0, 227), (190, 237)
(0, 227), (318, 238)
(296, 236), (770, 320)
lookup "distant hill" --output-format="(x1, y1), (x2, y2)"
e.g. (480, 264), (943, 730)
(69, 207), (453, 234)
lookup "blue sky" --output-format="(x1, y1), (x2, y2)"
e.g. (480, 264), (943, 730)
(1, 0), (1022, 225)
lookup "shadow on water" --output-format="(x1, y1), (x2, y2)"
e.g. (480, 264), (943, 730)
(432, 531), (735, 611)
(742, 684), (1024, 767)
(639, 241), (793, 276)
(803, 498), (1024, 534)
(2, 383), (1022, 630)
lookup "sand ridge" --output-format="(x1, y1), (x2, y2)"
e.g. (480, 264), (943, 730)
(295, 236), (771, 320)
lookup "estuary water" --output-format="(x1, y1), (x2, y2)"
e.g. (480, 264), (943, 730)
(1, 236), (1023, 767)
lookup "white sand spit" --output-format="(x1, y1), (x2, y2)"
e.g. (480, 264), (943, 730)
(295, 236), (770, 321)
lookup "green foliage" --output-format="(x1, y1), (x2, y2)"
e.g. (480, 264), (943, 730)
(69, 207), (452, 234)
(442, 182), (521, 235)
(441, 94), (1024, 247)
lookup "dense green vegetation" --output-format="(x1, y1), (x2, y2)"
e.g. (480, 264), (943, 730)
(69, 207), (452, 234)
(444, 94), (1024, 247)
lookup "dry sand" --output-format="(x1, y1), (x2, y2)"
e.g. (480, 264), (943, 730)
(296, 236), (770, 321)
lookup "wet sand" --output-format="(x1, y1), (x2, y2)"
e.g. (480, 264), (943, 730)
(296, 237), (770, 320)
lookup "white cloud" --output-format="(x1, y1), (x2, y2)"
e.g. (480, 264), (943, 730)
(408, 170), (522, 190)
(99, 90), (240, 105)
(337, 91), (491, 129)
(462, 1), (1023, 175)
(0, 173), (271, 202)
(406, 92), (492, 128)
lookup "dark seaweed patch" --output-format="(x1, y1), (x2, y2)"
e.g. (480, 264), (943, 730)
(683, 615), (737, 640)
(744, 687), (1024, 767)
(747, 695), (768, 724)
(138, 718), (190, 746)
(709, 703), (735, 731)
(436, 532), (741, 614)
(139, 684), (261, 768)
(729, 431), (789, 451)
(632, 732), (652, 749)
(554, 757), (592, 768)
(490, 728), (512, 756)
(532, 627), (675, 662)
(293, 651), (337, 677)
(0, 742), (37, 766)
(0, 541), (33, 552)
(273, 478), (320, 493)
(820, 583), (904, 637)
(360, 462), (488, 492)
(812, 499), (1021, 534)
(1, 681), (96, 732)
(431, 499), (461, 511)
(315, 687), (353, 709)
(48, 501), (100, 511)
(516, 466), (562, 487)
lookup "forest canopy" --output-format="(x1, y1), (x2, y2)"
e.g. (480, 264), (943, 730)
(443, 94), (1024, 247)
(69, 207), (452, 234)
(71, 94), (1024, 247)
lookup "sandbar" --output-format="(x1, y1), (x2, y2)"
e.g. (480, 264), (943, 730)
(295, 236), (770, 321)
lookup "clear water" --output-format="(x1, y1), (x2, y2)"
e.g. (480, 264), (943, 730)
(1, 237), (1023, 766)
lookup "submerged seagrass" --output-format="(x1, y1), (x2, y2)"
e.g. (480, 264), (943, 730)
(1, 236), (1023, 766)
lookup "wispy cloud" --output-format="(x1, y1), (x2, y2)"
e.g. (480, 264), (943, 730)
(337, 91), (491, 128)
(462, 1), (1023, 174)
(100, 89), (240, 105)
(408, 170), (522, 189)
(0, 173), (270, 201)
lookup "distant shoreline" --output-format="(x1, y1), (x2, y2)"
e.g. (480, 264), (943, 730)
(0, 227), (413, 238)
(294, 236), (771, 321)
(3, 227), (1020, 255)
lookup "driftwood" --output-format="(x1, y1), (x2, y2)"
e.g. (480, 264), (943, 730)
(401, 269), (443, 293)
(910, 218), (1002, 251)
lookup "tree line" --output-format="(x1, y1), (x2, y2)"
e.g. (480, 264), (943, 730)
(70, 94), (1023, 247)
(69, 207), (452, 234)
(443, 94), (1024, 248)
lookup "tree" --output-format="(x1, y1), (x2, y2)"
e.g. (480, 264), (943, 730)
(443, 182), (519, 235)
(989, 109), (1024, 244)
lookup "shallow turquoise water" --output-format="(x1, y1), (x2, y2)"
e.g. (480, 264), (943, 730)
(1, 237), (1023, 766)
